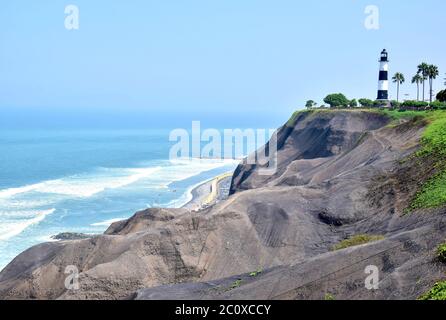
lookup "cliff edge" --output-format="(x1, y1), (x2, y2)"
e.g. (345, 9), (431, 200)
(1, 110), (445, 300)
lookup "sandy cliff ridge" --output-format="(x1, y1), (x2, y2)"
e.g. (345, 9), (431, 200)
(1, 110), (445, 300)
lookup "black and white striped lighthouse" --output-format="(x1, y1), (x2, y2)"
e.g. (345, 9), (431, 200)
(377, 49), (389, 100)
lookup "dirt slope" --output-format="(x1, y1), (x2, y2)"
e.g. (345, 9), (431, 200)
(1, 110), (444, 300)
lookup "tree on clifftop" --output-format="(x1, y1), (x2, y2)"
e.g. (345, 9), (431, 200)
(412, 74), (423, 101)
(358, 98), (374, 108)
(392, 72), (405, 103)
(427, 65), (439, 104)
(437, 90), (446, 102)
(305, 100), (317, 109)
(417, 62), (429, 101)
(323, 93), (349, 108)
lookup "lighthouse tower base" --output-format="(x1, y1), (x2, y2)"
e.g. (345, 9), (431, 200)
(377, 91), (388, 101)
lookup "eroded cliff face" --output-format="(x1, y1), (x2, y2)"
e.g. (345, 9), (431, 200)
(230, 110), (390, 194)
(1, 110), (444, 300)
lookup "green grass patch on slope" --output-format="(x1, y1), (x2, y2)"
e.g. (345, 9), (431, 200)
(285, 109), (446, 210)
(285, 109), (315, 127)
(324, 293), (335, 300)
(418, 281), (446, 300)
(249, 268), (263, 277)
(286, 108), (430, 128)
(408, 111), (446, 210)
(332, 234), (384, 251)
(410, 171), (446, 210)
(378, 109), (430, 121)
(437, 243), (446, 263)
(416, 114), (446, 158)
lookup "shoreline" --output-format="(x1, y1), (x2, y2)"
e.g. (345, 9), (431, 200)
(0, 171), (235, 272)
(182, 172), (233, 211)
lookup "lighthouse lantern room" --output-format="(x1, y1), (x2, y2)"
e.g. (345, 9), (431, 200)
(377, 49), (389, 101)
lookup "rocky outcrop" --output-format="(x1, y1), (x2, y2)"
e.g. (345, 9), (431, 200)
(1, 110), (444, 300)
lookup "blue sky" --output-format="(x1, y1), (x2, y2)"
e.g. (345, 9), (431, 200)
(0, 0), (445, 128)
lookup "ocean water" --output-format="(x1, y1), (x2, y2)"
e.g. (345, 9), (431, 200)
(0, 129), (238, 270)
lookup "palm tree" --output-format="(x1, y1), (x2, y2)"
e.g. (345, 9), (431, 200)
(418, 63), (429, 101)
(427, 65), (439, 104)
(412, 74), (423, 101)
(392, 72), (405, 103)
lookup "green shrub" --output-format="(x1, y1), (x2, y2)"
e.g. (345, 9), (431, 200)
(230, 279), (243, 289)
(437, 243), (446, 263)
(332, 234), (384, 251)
(324, 93), (349, 108)
(390, 100), (401, 108)
(401, 100), (429, 109)
(373, 100), (388, 108)
(305, 100), (317, 109)
(419, 281), (446, 300)
(437, 89), (446, 102)
(350, 99), (358, 108)
(324, 293), (335, 300)
(431, 100), (446, 110)
(358, 98), (374, 108)
(249, 268), (263, 277)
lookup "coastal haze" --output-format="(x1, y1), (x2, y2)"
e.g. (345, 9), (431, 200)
(1, 1), (445, 119)
(0, 0), (446, 303)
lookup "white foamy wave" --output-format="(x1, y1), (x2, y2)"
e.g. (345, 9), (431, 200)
(151, 159), (238, 208)
(0, 159), (237, 242)
(0, 198), (53, 210)
(162, 178), (213, 208)
(0, 209), (55, 241)
(91, 218), (125, 227)
(142, 158), (238, 189)
(0, 167), (162, 199)
(0, 182), (46, 198)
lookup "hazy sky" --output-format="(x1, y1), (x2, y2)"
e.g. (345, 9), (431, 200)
(0, 0), (445, 128)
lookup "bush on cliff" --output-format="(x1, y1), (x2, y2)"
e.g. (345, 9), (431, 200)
(350, 99), (358, 108)
(324, 93), (349, 108)
(431, 100), (446, 110)
(401, 100), (429, 109)
(358, 98), (374, 108)
(373, 100), (388, 108)
(419, 281), (446, 300)
(390, 100), (401, 108)
(437, 89), (446, 102)
(437, 243), (446, 263)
